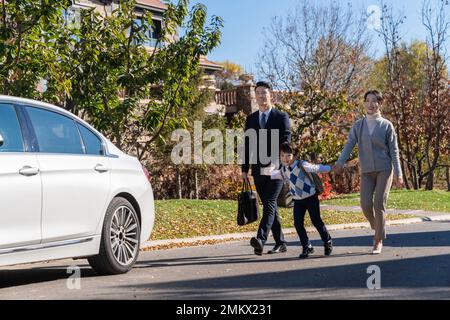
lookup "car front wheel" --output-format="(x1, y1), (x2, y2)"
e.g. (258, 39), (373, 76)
(88, 197), (141, 275)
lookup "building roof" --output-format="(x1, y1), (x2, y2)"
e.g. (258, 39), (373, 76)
(199, 56), (223, 71)
(136, 0), (167, 10)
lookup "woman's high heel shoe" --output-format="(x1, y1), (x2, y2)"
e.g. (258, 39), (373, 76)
(372, 241), (383, 254)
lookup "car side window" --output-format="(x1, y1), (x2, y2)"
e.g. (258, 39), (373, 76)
(0, 104), (25, 152)
(77, 123), (104, 156)
(26, 106), (84, 154)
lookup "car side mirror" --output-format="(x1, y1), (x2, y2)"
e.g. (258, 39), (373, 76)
(0, 133), (4, 147)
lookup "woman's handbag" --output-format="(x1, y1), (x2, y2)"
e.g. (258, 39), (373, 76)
(237, 180), (259, 226)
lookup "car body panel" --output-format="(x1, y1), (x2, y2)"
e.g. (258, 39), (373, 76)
(36, 154), (111, 243)
(0, 153), (42, 249)
(106, 154), (155, 243)
(0, 236), (101, 267)
(0, 95), (155, 268)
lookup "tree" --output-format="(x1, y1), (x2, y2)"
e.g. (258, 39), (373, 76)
(421, 0), (449, 190)
(42, 0), (223, 162)
(369, 41), (430, 190)
(256, 0), (372, 98)
(216, 60), (243, 90)
(256, 0), (373, 192)
(373, 1), (449, 190)
(1, 0), (223, 165)
(0, 0), (69, 97)
(279, 88), (355, 162)
(149, 69), (219, 199)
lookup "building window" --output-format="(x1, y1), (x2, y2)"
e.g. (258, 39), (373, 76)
(63, 1), (95, 28)
(134, 17), (164, 48)
(63, 7), (82, 28)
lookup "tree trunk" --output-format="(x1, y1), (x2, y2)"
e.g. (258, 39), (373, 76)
(329, 173), (337, 192)
(425, 170), (434, 191)
(347, 171), (354, 194)
(401, 160), (410, 190)
(410, 164), (419, 190)
(64, 97), (75, 113)
(446, 166), (450, 192)
(195, 169), (199, 200)
(177, 169), (182, 199)
(418, 159), (424, 189)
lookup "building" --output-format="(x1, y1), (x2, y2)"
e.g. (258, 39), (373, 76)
(214, 74), (288, 119)
(67, 0), (223, 85)
(67, 1), (289, 118)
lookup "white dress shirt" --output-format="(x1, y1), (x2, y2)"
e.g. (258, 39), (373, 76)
(259, 107), (272, 128)
(258, 107), (275, 175)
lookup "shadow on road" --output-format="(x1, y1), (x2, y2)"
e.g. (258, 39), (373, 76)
(0, 229), (449, 292)
(122, 229), (450, 298)
(135, 229), (450, 269)
(134, 251), (373, 269)
(122, 252), (450, 299)
(319, 229), (450, 248)
(0, 265), (96, 289)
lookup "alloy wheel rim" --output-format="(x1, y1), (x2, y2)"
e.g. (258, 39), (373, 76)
(110, 206), (139, 266)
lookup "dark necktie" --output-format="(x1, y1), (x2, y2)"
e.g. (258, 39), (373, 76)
(260, 113), (267, 128)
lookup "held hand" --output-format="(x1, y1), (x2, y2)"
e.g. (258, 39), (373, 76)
(393, 176), (404, 188)
(242, 172), (250, 183)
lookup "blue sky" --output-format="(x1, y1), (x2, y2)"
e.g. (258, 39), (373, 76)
(186, 0), (450, 72)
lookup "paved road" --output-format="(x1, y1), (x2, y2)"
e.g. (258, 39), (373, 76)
(0, 220), (449, 300)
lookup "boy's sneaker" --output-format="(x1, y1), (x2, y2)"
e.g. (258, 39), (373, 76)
(324, 240), (333, 256)
(299, 245), (314, 259)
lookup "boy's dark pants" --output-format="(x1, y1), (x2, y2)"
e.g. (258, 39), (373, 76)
(294, 194), (331, 248)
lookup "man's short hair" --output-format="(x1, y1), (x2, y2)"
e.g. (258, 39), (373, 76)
(255, 81), (272, 91)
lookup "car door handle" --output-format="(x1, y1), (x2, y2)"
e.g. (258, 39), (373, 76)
(94, 164), (109, 173)
(19, 166), (40, 176)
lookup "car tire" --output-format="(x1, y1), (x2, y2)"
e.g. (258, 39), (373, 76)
(88, 197), (141, 275)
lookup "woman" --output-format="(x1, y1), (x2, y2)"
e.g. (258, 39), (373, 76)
(335, 90), (403, 254)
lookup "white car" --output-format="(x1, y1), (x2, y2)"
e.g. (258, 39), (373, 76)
(0, 95), (155, 275)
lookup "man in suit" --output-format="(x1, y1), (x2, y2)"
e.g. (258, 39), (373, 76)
(242, 81), (291, 255)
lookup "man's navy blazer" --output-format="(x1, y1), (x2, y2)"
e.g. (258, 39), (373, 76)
(242, 108), (291, 176)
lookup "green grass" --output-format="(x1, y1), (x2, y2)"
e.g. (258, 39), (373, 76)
(151, 199), (409, 240)
(324, 189), (450, 212)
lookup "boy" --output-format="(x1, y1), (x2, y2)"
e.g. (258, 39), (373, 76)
(272, 142), (334, 259)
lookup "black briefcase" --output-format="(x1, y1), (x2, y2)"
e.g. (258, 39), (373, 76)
(237, 181), (259, 226)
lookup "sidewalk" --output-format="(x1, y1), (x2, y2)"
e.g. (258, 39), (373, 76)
(141, 205), (450, 251)
(321, 204), (450, 218)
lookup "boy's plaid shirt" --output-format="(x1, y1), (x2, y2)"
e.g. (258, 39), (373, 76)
(272, 160), (331, 200)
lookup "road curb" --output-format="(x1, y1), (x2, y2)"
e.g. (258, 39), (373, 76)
(140, 214), (450, 251)
(426, 214), (450, 221)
